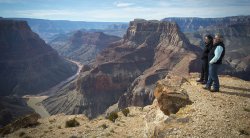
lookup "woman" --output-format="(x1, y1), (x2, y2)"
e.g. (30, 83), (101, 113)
(197, 35), (213, 84)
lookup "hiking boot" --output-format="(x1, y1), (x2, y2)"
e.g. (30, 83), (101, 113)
(196, 79), (203, 83)
(201, 81), (207, 85)
(203, 86), (211, 91)
(210, 89), (219, 92)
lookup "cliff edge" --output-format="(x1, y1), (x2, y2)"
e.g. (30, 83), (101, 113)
(3, 73), (250, 138)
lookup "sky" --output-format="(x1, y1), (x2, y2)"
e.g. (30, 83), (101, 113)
(0, 0), (250, 22)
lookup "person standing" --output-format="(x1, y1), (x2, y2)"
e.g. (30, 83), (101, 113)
(204, 33), (225, 92)
(197, 35), (213, 84)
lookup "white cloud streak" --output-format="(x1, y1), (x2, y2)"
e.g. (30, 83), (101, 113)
(114, 2), (134, 8)
(1, 0), (250, 21)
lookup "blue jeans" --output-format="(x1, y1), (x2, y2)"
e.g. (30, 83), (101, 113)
(206, 64), (220, 90)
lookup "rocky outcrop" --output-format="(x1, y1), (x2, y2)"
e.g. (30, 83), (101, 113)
(154, 75), (192, 115)
(49, 31), (121, 64)
(0, 113), (40, 136)
(0, 96), (34, 128)
(117, 19), (200, 109)
(153, 73), (250, 137)
(6, 73), (250, 138)
(0, 19), (77, 96)
(43, 19), (201, 118)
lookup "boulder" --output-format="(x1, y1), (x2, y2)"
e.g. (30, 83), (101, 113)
(154, 76), (192, 115)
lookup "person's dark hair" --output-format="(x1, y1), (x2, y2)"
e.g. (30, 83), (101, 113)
(205, 34), (213, 42)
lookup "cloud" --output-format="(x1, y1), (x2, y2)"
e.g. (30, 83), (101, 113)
(1, 0), (250, 22)
(114, 2), (134, 8)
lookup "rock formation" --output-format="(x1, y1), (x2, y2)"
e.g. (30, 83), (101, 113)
(0, 113), (40, 136)
(49, 30), (121, 64)
(6, 73), (250, 138)
(154, 75), (192, 115)
(163, 16), (250, 32)
(117, 19), (200, 109)
(0, 19), (77, 96)
(0, 96), (34, 128)
(11, 18), (128, 42)
(43, 19), (201, 118)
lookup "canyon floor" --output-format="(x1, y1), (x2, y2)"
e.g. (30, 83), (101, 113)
(5, 73), (250, 138)
(21, 59), (83, 119)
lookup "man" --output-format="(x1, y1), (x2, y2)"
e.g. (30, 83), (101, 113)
(197, 35), (213, 84)
(203, 33), (225, 92)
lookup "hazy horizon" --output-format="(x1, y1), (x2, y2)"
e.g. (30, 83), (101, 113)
(1, 0), (250, 22)
(2, 15), (250, 23)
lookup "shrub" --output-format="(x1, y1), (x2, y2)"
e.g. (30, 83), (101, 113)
(23, 136), (32, 138)
(239, 129), (249, 135)
(19, 131), (25, 137)
(122, 108), (130, 117)
(65, 118), (80, 128)
(243, 108), (250, 112)
(44, 130), (49, 133)
(105, 133), (111, 136)
(49, 119), (56, 123)
(100, 124), (108, 129)
(106, 112), (118, 122)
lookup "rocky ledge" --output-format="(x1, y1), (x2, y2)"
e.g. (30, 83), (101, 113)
(4, 73), (250, 138)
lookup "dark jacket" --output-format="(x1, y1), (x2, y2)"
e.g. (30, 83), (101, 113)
(201, 42), (213, 60)
(208, 42), (225, 64)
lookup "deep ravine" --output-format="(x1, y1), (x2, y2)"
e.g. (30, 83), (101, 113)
(22, 59), (83, 118)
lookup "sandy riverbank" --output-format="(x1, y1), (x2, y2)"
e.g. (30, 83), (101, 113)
(23, 59), (83, 118)
(23, 96), (50, 118)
